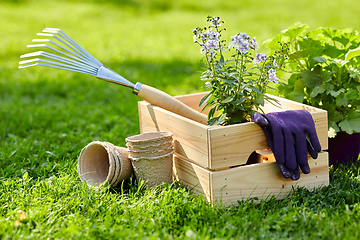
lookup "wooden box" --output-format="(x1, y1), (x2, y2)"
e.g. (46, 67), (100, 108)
(138, 92), (329, 205)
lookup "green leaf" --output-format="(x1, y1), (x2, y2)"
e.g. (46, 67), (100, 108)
(263, 34), (288, 51)
(233, 97), (247, 105)
(299, 66), (322, 88)
(327, 106), (344, 124)
(219, 55), (225, 65)
(338, 111), (360, 134)
(336, 96), (348, 106)
(313, 56), (327, 63)
(345, 88), (358, 100)
(221, 95), (235, 103)
(345, 45), (360, 61)
(326, 88), (345, 97)
(310, 86), (326, 97)
(208, 106), (217, 119)
(321, 27), (340, 40)
(257, 93), (265, 106)
(208, 113), (227, 126)
(287, 80), (305, 102)
(248, 86), (262, 94)
(199, 92), (212, 107)
(282, 23), (308, 39)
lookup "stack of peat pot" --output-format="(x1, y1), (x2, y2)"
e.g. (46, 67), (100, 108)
(126, 132), (175, 188)
(77, 141), (133, 188)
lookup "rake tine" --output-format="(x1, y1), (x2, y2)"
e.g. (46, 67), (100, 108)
(19, 56), (98, 75)
(30, 39), (95, 67)
(26, 43), (96, 68)
(20, 51), (98, 73)
(36, 33), (90, 62)
(19, 60), (97, 75)
(43, 28), (103, 67)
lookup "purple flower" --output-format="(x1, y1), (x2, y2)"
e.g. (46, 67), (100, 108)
(200, 29), (219, 41)
(206, 40), (219, 53)
(250, 37), (258, 49)
(253, 53), (268, 65)
(229, 33), (252, 53)
(210, 17), (221, 27)
(268, 68), (279, 84)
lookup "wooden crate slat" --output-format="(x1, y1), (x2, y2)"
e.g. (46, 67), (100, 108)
(174, 152), (329, 205)
(139, 102), (210, 167)
(173, 154), (212, 201)
(211, 152), (329, 205)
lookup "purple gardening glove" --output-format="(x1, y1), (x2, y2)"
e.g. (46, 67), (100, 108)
(252, 110), (321, 181)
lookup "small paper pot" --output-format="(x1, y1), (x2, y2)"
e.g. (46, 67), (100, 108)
(129, 150), (175, 188)
(126, 140), (173, 151)
(126, 132), (173, 149)
(77, 141), (133, 188)
(128, 144), (174, 158)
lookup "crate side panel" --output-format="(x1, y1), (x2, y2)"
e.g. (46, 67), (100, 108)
(209, 111), (328, 170)
(174, 92), (210, 115)
(208, 123), (269, 169)
(173, 154), (212, 201)
(139, 101), (210, 168)
(211, 152), (329, 206)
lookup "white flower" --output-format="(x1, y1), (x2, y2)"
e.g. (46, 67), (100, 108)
(206, 39), (219, 53)
(273, 59), (279, 68)
(229, 33), (251, 53)
(268, 68), (279, 84)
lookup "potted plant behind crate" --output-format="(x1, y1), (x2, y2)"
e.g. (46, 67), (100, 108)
(264, 23), (360, 166)
(192, 16), (288, 126)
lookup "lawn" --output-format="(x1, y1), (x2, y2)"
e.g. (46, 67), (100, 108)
(2, 0), (360, 239)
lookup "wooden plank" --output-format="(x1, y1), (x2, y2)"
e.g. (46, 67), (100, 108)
(208, 122), (268, 169)
(173, 154), (212, 202)
(139, 101), (210, 167)
(211, 152), (329, 206)
(174, 92), (210, 114)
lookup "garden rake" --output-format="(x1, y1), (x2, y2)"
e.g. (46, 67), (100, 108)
(18, 28), (208, 125)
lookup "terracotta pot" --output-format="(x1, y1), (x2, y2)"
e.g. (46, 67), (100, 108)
(328, 132), (360, 166)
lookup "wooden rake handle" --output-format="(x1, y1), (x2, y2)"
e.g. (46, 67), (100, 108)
(137, 84), (208, 125)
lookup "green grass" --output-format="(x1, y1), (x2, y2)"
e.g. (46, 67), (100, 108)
(2, 0), (360, 239)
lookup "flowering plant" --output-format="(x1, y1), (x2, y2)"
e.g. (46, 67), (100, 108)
(192, 16), (288, 125)
(264, 23), (360, 137)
